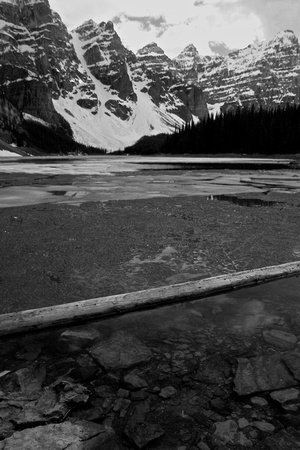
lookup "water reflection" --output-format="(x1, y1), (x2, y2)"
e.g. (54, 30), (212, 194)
(207, 195), (283, 207)
(49, 191), (67, 196)
(88, 277), (300, 340)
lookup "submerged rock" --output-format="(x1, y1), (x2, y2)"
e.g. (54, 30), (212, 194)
(213, 420), (252, 446)
(124, 372), (148, 389)
(193, 355), (231, 384)
(159, 386), (177, 399)
(250, 396), (269, 407)
(0, 420), (115, 449)
(251, 421), (275, 433)
(270, 388), (300, 405)
(282, 351), (300, 380)
(89, 331), (152, 371)
(262, 329), (298, 350)
(256, 428), (300, 449)
(0, 362), (46, 399)
(124, 422), (165, 449)
(59, 327), (100, 354)
(234, 353), (297, 396)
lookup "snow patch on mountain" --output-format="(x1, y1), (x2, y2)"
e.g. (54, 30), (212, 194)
(51, 29), (184, 150)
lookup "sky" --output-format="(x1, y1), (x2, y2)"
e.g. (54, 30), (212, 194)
(50, 0), (300, 58)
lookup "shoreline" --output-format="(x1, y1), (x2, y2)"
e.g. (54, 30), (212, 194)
(0, 261), (299, 337)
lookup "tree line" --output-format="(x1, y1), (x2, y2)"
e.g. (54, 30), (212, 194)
(22, 120), (106, 155)
(127, 104), (300, 155)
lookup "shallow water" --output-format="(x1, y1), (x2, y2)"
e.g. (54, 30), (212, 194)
(0, 156), (300, 208)
(0, 156), (300, 313)
(207, 195), (283, 207)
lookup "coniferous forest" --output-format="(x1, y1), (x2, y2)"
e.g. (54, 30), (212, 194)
(127, 104), (300, 155)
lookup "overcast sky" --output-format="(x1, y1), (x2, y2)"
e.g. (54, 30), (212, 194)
(50, 0), (300, 58)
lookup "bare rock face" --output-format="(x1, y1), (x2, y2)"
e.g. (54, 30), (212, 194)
(0, 0), (96, 124)
(195, 30), (300, 111)
(132, 42), (208, 121)
(0, 96), (23, 142)
(173, 43), (203, 82)
(74, 20), (137, 102)
(0, 2), (299, 151)
(171, 83), (208, 121)
(105, 99), (133, 120)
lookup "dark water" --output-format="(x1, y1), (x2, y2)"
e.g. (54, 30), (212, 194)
(49, 191), (67, 196)
(207, 195), (284, 207)
(138, 161), (293, 170)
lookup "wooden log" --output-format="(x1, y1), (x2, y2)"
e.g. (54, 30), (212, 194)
(0, 261), (300, 337)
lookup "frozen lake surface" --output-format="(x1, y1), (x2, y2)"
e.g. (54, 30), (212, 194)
(0, 156), (299, 208)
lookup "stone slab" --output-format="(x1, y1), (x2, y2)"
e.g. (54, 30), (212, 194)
(234, 353), (297, 396)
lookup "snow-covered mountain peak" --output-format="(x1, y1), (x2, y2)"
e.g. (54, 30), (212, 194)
(73, 19), (116, 41)
(178, 43), (199, 56)
(269, 29), (299, 47)
(73, 19), (97, 32)
(0, 0), (49, 5)
(0, 0), (298, 152)
(173, 43), (202, 81)
(137, 42), (168, 58)
(174, 43), (202, 65)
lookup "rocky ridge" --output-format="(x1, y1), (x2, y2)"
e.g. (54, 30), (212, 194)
(194, 30), (300, 113)
(0, 0), (299, 150)
(0, 0), (208, 151)
(0, 0), (84, 125)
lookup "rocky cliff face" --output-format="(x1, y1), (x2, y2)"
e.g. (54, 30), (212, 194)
(0, 0), (299, 151)
(173, 44), (203, 82)
(196, 30), (300, 113)
(0, 0), (86, 126)
(131, 42), (207, 122)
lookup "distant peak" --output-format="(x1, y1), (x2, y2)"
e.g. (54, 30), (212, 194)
(0, 0), (50, 5)
(102, 20), (114, 32)
(173, 43), (202, 66)
(137, 42), (166, 56)
(74, 19), (116, 34)
(183, 43), (199, 52)
(270, 29), (298, 46)
(82, 19), (97, 27)
(281, 29), (295, 35)
(73, 19), (97, 34)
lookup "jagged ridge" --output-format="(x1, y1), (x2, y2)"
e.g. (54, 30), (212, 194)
(0, 0), (299, 151)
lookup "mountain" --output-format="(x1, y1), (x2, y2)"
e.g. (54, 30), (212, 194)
(173, 44), (204, 82)
(0, 0), (208, 151)
(0, 0), (299, 152)
(195, 30), (300, 114)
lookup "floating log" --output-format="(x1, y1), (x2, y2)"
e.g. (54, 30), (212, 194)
(0, 261), (300, 337)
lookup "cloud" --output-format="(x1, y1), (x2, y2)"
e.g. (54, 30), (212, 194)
(50, 0), (300, 59)
(112, 13), (171, 37)
(196, 0), (300, 40)
(240, 0), (300, 39)
(194, 0), (240, 5)
(208, 40), (235, 55)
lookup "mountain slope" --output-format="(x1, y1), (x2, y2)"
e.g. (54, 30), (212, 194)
(0, 0), (299, 152)
(195, 30), (300, 113)
(0, 1), (208, 151)
(54, 21), (204, 150)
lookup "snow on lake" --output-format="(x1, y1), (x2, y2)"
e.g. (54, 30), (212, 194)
(0, 149), (20, 157)
(0, 156), (299, 208)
